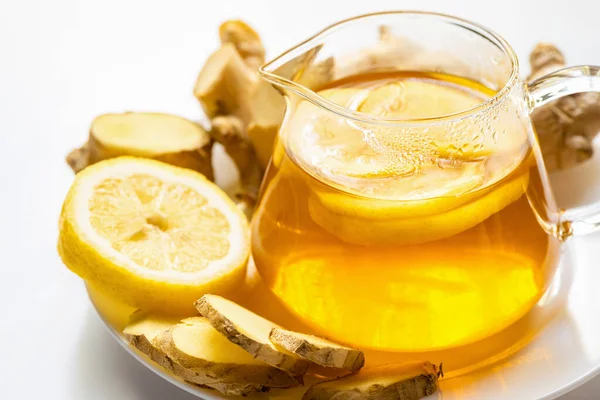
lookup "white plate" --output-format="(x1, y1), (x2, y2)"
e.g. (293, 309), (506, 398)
(88, 151), (600, 400)
(88, 236), (600, 400)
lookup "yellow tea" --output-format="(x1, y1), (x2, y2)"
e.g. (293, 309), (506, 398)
(252, 72), (559, 351)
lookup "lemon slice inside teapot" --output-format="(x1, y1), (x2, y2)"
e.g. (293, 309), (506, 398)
(284, 75), (530, 245)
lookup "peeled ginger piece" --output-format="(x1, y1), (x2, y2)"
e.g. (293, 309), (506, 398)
(194, 43), (258, 120)
(303, 361), (440, 400)
(195, 294), (310, 376)
(269, 328), (364, 373)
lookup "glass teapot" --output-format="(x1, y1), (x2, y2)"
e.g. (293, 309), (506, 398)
(251, 11), (600, 352)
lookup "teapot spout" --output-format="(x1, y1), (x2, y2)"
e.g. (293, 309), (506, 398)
(260, 40), (334, 97)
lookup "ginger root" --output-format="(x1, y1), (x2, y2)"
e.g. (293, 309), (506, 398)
(219, 20), (265, 70)
(210, 115), (261, 189)
(303, 361), (440, 400)
(194, 44), (258, 120)
(66, 112), (213, 179)
(208, 115), (262, 216)
(244, 80), (285, 169)
(195, 20), (285, 178)
(269, 328), (365, 373)
(195, 294), (310, 377)
(529, 43), (600, 171)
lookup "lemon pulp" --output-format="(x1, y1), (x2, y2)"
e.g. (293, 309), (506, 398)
(89, 174), (231, 271)
(59, 157), (249, 314)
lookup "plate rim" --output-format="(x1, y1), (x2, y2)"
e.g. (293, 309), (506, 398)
(92, 301), (223, 400)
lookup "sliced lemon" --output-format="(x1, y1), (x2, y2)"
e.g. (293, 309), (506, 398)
(312, 164), (487, 219)
(357, 80), (485, 118)
(288, 85), (524, 194)
(309, 171), (529, 246)
(287, 88), (406, 179)
(58, 157), (249, 314)
(280, 79), (530, 245)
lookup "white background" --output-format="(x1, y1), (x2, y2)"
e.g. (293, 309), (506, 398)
(2, 0), (600, 398)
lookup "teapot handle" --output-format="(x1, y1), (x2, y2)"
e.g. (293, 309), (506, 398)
(527, 65), (600, 238)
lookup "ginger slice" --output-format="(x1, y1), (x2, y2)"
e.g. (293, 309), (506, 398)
(152, 317), (298, 395)
(194, 43), (258, 120)
(269, 328), (365, 373)
(123, 311), (180, 368)
(195, 294), (310, 376)
(303, 361), (440, 400)
(66, 112), (213, 178)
